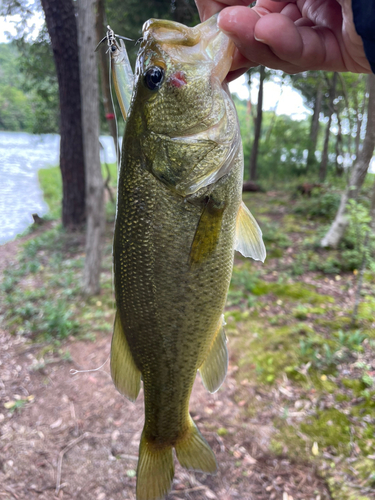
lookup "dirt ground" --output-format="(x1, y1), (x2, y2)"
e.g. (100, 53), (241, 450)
(0, 232), (331, 500)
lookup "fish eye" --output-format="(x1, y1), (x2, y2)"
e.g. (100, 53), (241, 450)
(144, 66), (164, 91)
(111, 44), (117, 52)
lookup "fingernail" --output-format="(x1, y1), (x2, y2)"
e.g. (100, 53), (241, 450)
(217, 11), (226, 30)
(254, 35), (267, 43)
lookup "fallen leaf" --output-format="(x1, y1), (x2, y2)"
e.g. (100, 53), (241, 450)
(50, 417), (63, 429)
(312, 441), (319, 456)
(205, 488), (217, 499)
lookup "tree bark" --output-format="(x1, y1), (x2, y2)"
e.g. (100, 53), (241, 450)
(321, 74), (375, 248)
(95, 0), (120, 164)
(335, 109), (343, 176)
(249, 66), (265, 181)
(355, 76), (368, 158)
(370, 175), (375, 232)
(78, 0), (105, 295)
(306, 81), (323, 172)
(319, 72), (337, 183)
(40, 0), (86, 228)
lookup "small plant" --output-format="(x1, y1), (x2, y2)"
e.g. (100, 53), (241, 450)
(293, 191), (341, 221)
(39, 299), (79, 340)
(298, 329), (367, 373)
(293, 304), (310, 320)
(228, 265), (259, 309)
(336, 329), (366, 351)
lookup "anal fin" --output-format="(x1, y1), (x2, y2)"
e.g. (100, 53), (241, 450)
(110, 310), (141, 402)
(199, 316), (228, 393)
(235, 201), (266, 262)
(175, 416), (217, 474)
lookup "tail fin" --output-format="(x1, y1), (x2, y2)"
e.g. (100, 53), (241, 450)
(136, 432), (174, 500)
(175, 416), (217, 474)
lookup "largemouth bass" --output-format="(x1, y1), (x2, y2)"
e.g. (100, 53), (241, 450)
(111, 15), (265, 500)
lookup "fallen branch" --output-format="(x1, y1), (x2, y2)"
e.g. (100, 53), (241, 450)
(55, 432), (110, 494)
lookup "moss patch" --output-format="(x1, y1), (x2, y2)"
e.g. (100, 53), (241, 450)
(300, 409), (351, 454)
(251, 281), (334, 305)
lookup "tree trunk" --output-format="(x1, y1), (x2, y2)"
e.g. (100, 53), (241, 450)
(355, 76), (368, 158)
(78, 0), (105, 295)
(95, 0), (120, 164)
(370, 174), (375, 231)
(249, 66), (265, 181)
(40, 0), (86, 228)
(335, 111), (343, 176)
(306, 81), (323, 172)
(319, 72), (337, 183)
(321, 74), (375, 248)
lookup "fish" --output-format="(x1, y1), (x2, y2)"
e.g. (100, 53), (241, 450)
(110, 14), (266, 500)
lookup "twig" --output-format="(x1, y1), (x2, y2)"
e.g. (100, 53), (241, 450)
(55, 432), (110, 494)
(119, 454), (139, 461)
(170, 486), (206, 494)
(3, 486), (19, 499)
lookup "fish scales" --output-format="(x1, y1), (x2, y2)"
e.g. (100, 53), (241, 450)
(110, 14), (266, 500)
(115, 143), (242, 440)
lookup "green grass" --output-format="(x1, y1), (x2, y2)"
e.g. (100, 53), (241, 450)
(38, 167), (62, 219)
(38, 162), (118, 220)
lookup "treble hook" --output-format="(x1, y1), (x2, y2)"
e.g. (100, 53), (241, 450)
(95, 25), (134, 52)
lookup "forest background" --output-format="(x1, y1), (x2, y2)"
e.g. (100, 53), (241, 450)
(1, 1), (375, 500)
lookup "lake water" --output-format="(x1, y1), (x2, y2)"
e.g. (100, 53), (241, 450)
(0, 131), (118, 245)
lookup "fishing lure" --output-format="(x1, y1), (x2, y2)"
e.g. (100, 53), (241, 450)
(96, 25), (134, 121)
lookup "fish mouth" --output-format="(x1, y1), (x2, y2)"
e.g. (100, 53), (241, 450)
(142, 15), (235, 84)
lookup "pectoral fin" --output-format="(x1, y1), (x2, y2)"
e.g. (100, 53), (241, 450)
(110, 311), (141, 402)
(199, 316), (228, 393)
(189, 197), (225, 267)
(235, 201), (266, 262)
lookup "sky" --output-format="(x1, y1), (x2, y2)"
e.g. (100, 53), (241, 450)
(0, 12), (43, 42)
(228, 75), (310, 120)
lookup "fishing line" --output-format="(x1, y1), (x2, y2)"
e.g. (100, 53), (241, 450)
(70, 354), (110, 375)
(108, 52), (118, 308)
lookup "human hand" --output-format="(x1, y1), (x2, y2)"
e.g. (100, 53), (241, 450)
(195, 0), (371, 80)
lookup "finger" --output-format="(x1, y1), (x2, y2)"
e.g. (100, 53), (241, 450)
(254, 13), (346, 70)
(218, 7), (303, 71)
(194, 0), (250, 21)
(253, 0), (294, 16)
(280, 2), (301, 22)
(229, 46), (303, 75)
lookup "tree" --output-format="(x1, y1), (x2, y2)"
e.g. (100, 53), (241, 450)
(249, 65), (265, 181)
(306, 77), (323, 172)
(15, 26), (59, 134)
(40, 0), (86, 228)
(321, 74), (375, 248)
(291, 71), (328, 173)
(78, 0), (104, 295)
(319, 72), (338, 182)
(1, 0), (86, 226)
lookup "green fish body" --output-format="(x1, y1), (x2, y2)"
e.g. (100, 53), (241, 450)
(111, 15), (265, 500)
